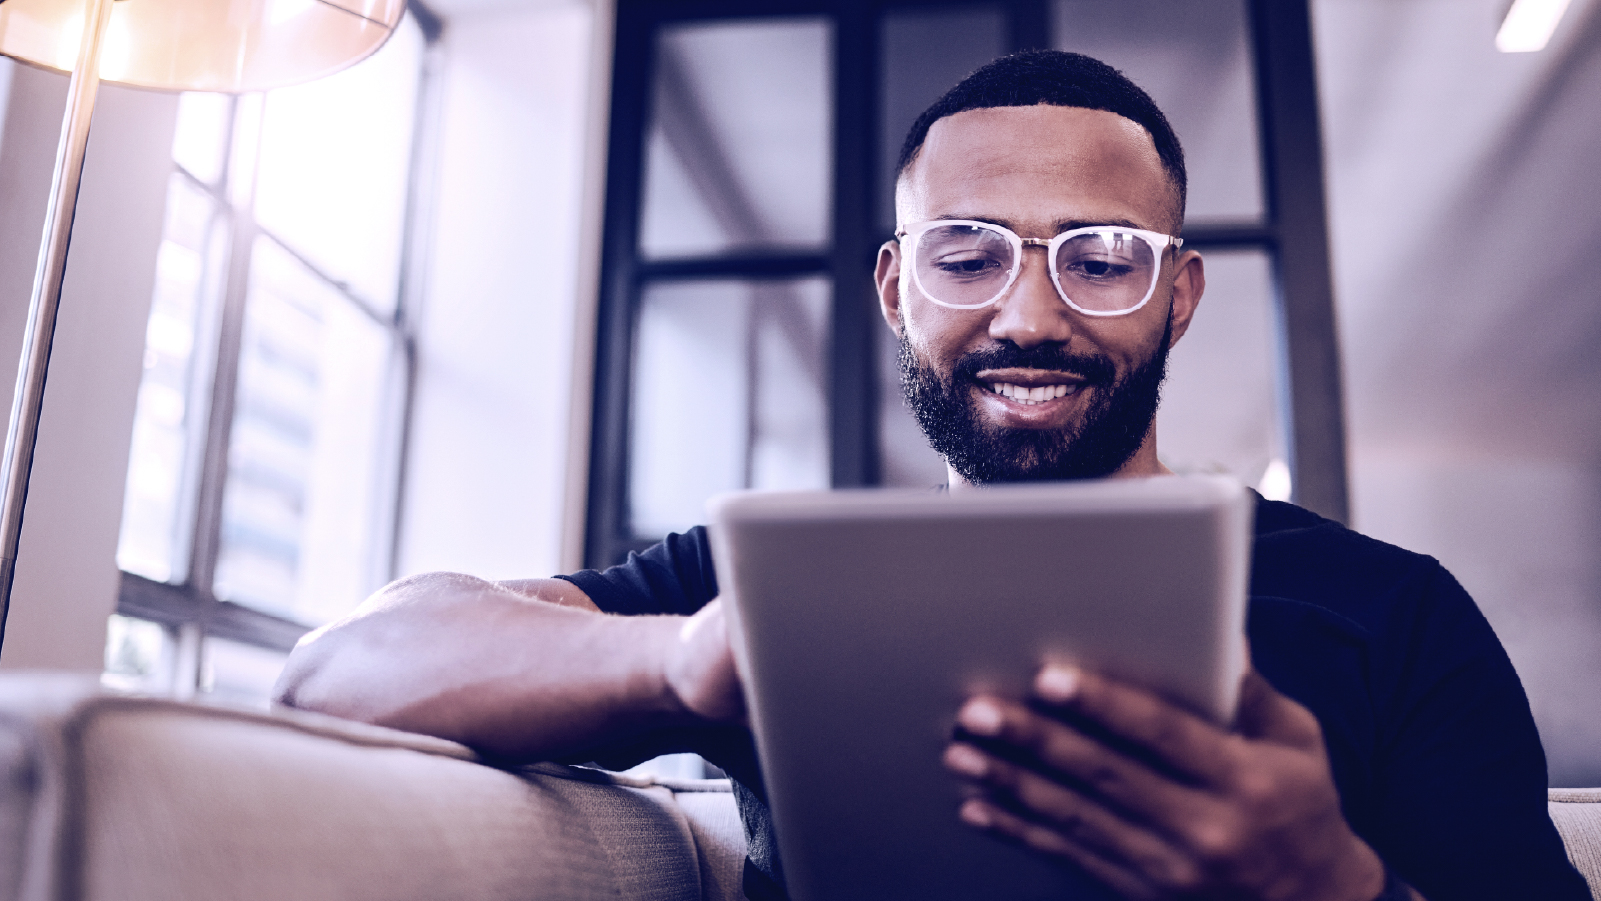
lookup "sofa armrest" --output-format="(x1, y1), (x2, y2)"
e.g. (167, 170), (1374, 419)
(1550, 788), (1601, 899)
(0, 674), (745, 901)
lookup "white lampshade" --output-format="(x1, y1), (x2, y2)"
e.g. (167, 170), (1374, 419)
(0, 0), (406, 93)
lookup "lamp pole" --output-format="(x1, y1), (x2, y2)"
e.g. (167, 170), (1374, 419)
(0, 0), (115, 656)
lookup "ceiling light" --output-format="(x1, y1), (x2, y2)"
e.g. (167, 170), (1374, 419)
(1496, 0), (1574, 53)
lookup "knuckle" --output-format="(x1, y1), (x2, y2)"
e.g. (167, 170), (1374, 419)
(1150, 712), (1192, 751)
(979, 761), (1031, 796)
(1299, 708), (1326, 741)
(983, 757), (1021, 791)
(1046, 795), (1087, 835)
(1011, 771), (1053, 807)
(1189, 817), (1244, 863)
(1233, 766), (1279, 805)
(1041, 722), (1091, 766)
(1022, 822), (1074, 857)
(1156, 856), (1204, 892)
(1013, 713), (1051, 749)
(1085, 761), (1124, 793)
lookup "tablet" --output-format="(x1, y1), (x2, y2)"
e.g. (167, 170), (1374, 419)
(707, 475), (1252, 901)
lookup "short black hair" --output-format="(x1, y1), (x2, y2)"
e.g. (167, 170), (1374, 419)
(897, 50), (1187, 220)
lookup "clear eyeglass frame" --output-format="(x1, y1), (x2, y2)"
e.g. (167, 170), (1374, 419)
(896, 219), (1183, 317)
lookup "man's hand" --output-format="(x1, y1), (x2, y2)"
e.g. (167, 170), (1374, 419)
(663, 599), (746, 724)
(942, 665), (1393, 901)
(276, 573), (744, 762)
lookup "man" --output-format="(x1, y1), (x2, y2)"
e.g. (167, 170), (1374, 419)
(276, 52), (1586, 900)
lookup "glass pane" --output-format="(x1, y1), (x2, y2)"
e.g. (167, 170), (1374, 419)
(214, 238), (401, 625)
(253, 17), (423, 312)
(638, 19), (833, 259)
(102, 614), (176, 695)
(0, 58), (12, 159)
(630, 278), (830, 537)
(172, 92), (232, 186)
(1053, 0), (1264, 224)
(200, 636), (289, 712)
(1157, 250), (1286, 492)
(879, 6), (1008, 233)
(116, 174), (226, 583)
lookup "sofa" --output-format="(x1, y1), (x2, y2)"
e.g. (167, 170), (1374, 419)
(2, 673), (1598, 901)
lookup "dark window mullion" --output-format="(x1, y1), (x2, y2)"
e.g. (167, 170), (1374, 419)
(1006, 0), (1052, 52)
(188, 167), (256, 607)
(1180, 223), (1279, 249)
(119, 571), (311, 650)
(636, 254), (831, 281)
(386, 29), (446, 581)
(828, 1), (880, 489)
(1247, 0), (1348, 523)
(586, 3), (661, 567)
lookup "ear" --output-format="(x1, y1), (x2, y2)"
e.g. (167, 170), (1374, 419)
(1164, 248), (1205, 348)
(875, 239), (904, 336)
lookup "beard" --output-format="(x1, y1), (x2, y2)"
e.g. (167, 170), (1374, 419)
(897, 317), (1172, 485)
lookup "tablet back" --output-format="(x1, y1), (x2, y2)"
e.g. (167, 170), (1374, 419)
(708, 476), (1252, 901)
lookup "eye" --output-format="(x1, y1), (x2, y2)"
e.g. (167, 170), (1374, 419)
(1061, 257), (1135, 281)
(932, 252), (1006, 278)
(1056, 232), (1149, 283)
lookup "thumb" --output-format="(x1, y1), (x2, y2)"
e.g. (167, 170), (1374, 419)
(665, 600), (747, 725)
(1233, 670), (1323, 750)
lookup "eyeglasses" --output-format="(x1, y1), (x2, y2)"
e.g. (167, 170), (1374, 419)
(896, 220), (1183, 317)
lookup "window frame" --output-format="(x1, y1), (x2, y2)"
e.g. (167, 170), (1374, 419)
(116, 1), (445, 657)
(585, 0), (1347, 569)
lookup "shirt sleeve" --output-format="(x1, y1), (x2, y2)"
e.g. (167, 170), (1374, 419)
(1250, 513), (1588, 900)
(554, 526), (719, 616)
(1352, 562), (1587, 900)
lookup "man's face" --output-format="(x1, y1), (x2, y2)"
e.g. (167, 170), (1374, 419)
(876, 105), (1205, 486)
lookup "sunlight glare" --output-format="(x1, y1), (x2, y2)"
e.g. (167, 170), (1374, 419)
(1496, 0), (1574, 53)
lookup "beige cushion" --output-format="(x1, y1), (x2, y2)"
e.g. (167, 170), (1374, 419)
(0, 674), (745, 901)
(1551, 788), (1601, 899)
(17, 668), (1592, 901)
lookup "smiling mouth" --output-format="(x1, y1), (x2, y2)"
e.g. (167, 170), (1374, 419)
(985, 381), (1080, 406)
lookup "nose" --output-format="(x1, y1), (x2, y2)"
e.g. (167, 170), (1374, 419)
(988, 244), (1074, 349)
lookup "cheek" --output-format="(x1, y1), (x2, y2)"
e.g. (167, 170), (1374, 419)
(901, 298), (992, 366)
(1078, 307), (1170, 366)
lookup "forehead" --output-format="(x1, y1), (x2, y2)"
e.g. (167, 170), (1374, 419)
(896, 105), (1178, 234)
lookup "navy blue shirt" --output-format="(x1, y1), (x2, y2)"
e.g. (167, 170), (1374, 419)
(559, 496), (1587, 900)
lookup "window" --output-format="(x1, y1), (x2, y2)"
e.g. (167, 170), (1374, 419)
(586, 0), (1346, 568)
(106, 10), (441, 707)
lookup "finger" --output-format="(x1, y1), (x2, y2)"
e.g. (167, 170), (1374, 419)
(1030, 666), (1238, 785)
(954, 698), (1213, 824)
(1231, 670), (1324, 750)
(946, 738), (1197, 866)
(956, 797), (1160, 901)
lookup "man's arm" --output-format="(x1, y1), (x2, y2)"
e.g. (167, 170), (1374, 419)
(273, 572), (743, 760)
(944, 665), (1416, 901)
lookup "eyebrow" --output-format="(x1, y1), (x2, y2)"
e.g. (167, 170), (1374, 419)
(931, 213), (1151, 233)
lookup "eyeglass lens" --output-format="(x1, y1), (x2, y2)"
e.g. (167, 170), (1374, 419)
(912, 224), (1159, 312)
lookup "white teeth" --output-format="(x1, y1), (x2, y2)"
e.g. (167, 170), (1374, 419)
(987, 382), (1079, 405)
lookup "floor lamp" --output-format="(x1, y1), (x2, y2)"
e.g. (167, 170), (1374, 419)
(0, 0), (407, 657)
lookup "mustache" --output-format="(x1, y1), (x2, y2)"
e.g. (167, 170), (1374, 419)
(952, 343), (1117, 386)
